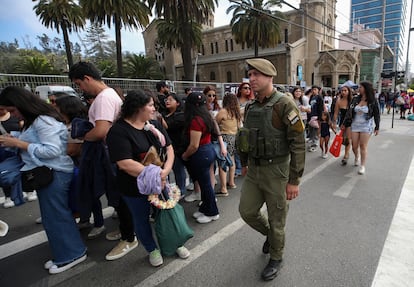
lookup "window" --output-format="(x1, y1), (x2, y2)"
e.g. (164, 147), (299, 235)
(230, 39), (234, 51)
(202, 45), (205, 55)
(225, 40), (228, 52)
(210, 43), (214, 54)
(227, 71), (232, 82)
(210, 71), (216, 81)
(215, 42), (219, 53)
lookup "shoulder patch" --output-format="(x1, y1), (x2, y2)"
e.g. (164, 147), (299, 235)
(287, 110), (300, 125)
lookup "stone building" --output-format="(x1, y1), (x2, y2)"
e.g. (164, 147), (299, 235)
(143, 0), (366, 89)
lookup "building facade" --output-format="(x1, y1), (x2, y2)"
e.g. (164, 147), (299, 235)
(143, 0), (361, 89)
(350, 0), (408, 73)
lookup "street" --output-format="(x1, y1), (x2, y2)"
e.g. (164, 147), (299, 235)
(0, 113), (413, 287)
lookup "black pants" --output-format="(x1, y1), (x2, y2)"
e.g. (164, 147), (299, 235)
(115, 197), (135, 242)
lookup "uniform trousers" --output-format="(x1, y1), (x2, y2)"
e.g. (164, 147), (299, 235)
(239, 158), (289, 261)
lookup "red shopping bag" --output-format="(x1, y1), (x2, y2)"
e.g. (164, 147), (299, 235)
(329, 130), (343, 158)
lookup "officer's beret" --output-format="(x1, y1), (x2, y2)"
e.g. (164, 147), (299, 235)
(246, 58), (277, 77)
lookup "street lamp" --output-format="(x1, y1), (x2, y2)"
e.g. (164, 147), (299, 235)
(193, 53), (202, 87)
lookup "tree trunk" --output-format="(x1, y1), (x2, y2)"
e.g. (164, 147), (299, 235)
(115, 15), (123, 77)
(254, 39), (259, 58)
(62, 24), (73, 69)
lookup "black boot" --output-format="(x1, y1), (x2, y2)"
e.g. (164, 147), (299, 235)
(261, 259), (283, 281)
(262, 238), (270, 254)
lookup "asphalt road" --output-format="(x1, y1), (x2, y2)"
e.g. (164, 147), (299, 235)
(0, 112), (413, 287)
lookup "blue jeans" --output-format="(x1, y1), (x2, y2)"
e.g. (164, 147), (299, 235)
(37, 170), (86, 265)
(171, 155), (187, 196)
(234, 151), (242, 175)
(122, 195), (158, 253)
(187, 143), (219, 216)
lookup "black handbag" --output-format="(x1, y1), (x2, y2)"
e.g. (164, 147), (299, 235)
(21, 166), (54, 191)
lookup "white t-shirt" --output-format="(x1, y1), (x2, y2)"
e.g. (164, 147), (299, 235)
(88, 87), (122, 125)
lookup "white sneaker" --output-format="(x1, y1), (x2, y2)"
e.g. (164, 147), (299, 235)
(186, 183), (194, 191)
(196, 214), (219, 224)
(322, 153), (328, 159)
(49, 254), (87, 274)
(26, 191), (37, 201)
(358, 166), (366, 175)
(176, 246), (190, 259)
(0, 220), (9, 237)
(184, 192), (201, 202)
(192, 211), (204, 219)
(3, 197), (15, 208)
(35, 217), (42, 224)
(354, 157), (360, 166)
(149, 249), (163, 267)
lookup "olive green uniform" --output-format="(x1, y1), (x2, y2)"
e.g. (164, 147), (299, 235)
(238, 90), (305, 261)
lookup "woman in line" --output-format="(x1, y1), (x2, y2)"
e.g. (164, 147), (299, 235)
(163, 93), (187, 197)
(106, 89), (189, 267)
(333, 85), (353, 165)
(0, 86), (86, 274)
(292, 87), (310, 139)
(182, 93), (220, 224)
(343, 81), (380, 175)
(204, 85), (220, 117)
(215, 93), (241, 196)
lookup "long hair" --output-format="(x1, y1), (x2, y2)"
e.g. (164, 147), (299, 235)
(340, 85), (353, 105)
(55, 95), (88, 122)
(184, 92), (215, 135)
(203, 85), (220, 111)
(0, 86), (63, 128)
(236, 82), (254, 100)
(222, 93), (241, 123)
(292, 86), (304, 105)
(359, 81), (375, 104)
(119, 89), (153, 120)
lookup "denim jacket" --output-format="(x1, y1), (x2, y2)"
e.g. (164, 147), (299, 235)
(18, 115), (74, 173)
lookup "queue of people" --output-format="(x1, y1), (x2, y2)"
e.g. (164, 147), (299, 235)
(0, 59), (384, 281)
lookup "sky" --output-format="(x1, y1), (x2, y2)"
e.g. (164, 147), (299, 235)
(0, 0), (411, 70)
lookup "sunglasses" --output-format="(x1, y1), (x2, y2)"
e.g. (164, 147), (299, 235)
(49, 99), (56, 104)
(207, 94), (216, 98)
(242, 87), (251, 90)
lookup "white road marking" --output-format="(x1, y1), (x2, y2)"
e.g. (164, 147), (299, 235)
(333, 171), (359, 198)
(0, 207), (114, 260)
(135, 218), (245, 287)
(371, 155), (414, 287)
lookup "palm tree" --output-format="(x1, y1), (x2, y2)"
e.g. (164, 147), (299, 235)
(79, 0), (150, 77)
(148, 0), (218, 81)
(33, 0), (85, 68)
(124, 54), (163, 79)
(15, 55), (54, 74)
(226, 0), (284, 57)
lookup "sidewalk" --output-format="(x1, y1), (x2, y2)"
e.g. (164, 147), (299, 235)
(379, 111), (414, 136)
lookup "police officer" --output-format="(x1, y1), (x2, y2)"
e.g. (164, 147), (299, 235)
(238, 58), (306, 281)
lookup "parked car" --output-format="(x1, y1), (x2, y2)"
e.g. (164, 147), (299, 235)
(34, 85), (78, 101)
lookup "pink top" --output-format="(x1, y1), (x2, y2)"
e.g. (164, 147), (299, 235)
(88, 87), (122, 125)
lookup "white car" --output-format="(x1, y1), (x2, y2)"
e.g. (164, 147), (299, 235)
(34, 85), (78, 101)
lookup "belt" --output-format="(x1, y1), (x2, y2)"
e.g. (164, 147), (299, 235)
(249, 158), (277, 166)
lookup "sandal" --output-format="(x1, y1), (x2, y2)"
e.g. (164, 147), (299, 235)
(341, 157), (348, 166)
(227, 184), (237, 189)
(215, 191), (229, 197)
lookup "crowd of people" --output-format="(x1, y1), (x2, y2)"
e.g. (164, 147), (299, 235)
(0, 58), (394, 281)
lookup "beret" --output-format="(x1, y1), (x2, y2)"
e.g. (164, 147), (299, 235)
(246, 58), (277, 77)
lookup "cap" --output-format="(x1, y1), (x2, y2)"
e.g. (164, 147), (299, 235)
(246, 58), (277, 77)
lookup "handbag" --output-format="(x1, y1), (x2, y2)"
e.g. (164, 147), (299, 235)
(329, 130), (343, 158)
(308, 116), (319, 128)
(155, 203), (194, 256)
(141, 146), (164, 167)
(21, 166), (53, 191)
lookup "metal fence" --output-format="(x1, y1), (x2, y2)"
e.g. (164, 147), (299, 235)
(0, 73), (237, 99)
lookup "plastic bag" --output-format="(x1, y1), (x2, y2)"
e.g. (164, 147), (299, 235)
(329, 130), (343, 158)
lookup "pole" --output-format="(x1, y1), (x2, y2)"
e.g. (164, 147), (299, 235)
(377, 0), (387, 94)
(405, 0), (414, 89)
(193, 53), (200, 87)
